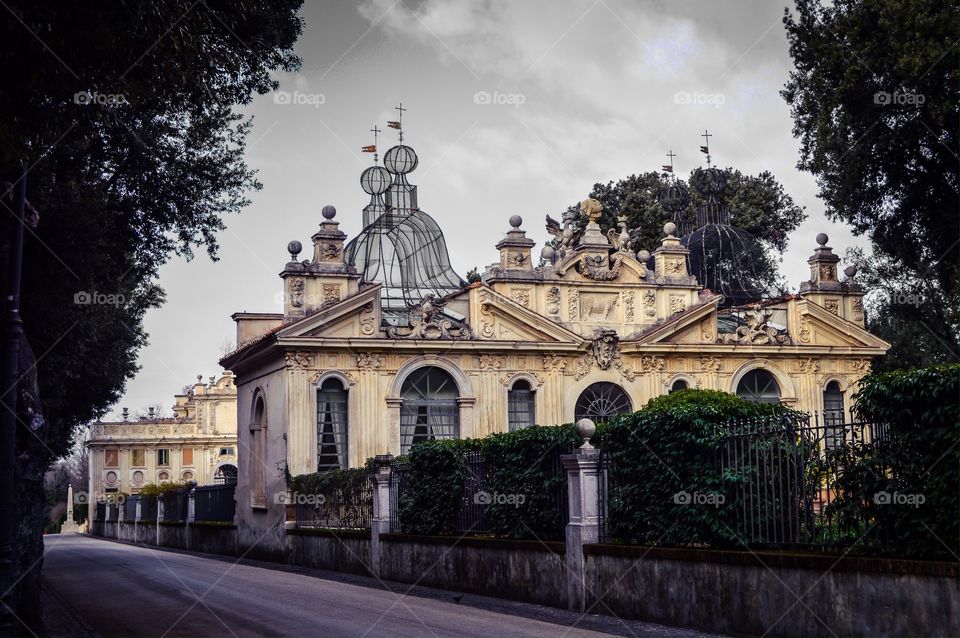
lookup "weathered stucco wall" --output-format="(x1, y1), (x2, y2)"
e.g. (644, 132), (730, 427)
(584, 544), (959, 638)
(287, 528), (371, 575)
(378, 534), (567, 609)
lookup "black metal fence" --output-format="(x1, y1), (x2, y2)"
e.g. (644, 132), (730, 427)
(721, 412), (889, 550)
(455, 451), (490, 534)
(194, 484), (236, 523)
(294, 477), (373, 530)
(122, 495), (139, 522)
(140, 495), (159, 522)
(388, 459), (408, 533)
(160, 490), (189, 522)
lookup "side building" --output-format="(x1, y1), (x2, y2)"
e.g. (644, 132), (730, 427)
(86, 372), (238, 502)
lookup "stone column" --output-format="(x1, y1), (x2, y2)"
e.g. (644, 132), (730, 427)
(561, 419), (603, 612)
(368, 454), (393, 578)
(66, 484), (74, 523)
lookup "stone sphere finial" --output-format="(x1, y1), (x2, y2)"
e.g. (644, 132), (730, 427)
(816, 233), (829, 246)
(287, 240), (302, 259)
(322, 205), (337, 220)
(540, 245), (556, 262)
(663, 221), (677, 237)
(509, 215), (523, 229)
(575, 418), (597, 449)
(637, 249), (651, 262)
(844, 265), (858, 278)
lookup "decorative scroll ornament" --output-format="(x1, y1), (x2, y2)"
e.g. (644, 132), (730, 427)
(579, 253), (623, 281)
(623, 291), (635, 322)
(387, 294), (473, 340)
(356, 353), (383, 371)
(479, 300), (496, 339)
(797, 358), (819, 374)
(479, 354), (504, 371)
(542, 355), (567, 372)
(285, 351), (313, 369)
(849, 359), (871, 374)
(719, 309), (791, 345)
(359, 302), (377, 335)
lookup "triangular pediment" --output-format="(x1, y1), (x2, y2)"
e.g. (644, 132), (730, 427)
(633, 297), (721, 344)
(471, 285), (583, 343)
(798, 299), (890, 350)
(277, 284), (381, 339)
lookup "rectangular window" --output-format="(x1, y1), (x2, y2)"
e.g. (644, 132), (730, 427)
(317, 384), (348, 472)
(131, 448), (145, 467)
(182, 448), (194, 465)
(400, 401), (458, 455)
(157, 448), (170, 467)
(104, 449), (119, 468)
(508, 383), (536, 431)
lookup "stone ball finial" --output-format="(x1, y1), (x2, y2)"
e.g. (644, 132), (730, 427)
(844, 265), (858, 278)
(509, 214), (523, 229)
(816, 232), (829, 246)
(575, 418), (597, 449)
(287, 240), (302, 259)
(663, 222), (677, 237)
(541, 245), (556, 262)
(322, 205), (337, 220)
(637, 249), (651, 262)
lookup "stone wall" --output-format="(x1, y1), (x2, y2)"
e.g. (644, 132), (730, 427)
(379, 534), (567, 609)
(584, 544), (959, 638)
(287, 528), (371, 575)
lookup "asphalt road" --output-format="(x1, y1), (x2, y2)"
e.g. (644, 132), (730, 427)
(40, 534), (717, 638)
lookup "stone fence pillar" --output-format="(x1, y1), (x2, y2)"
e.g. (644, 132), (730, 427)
(369, 454), (394, 578)
(561, 419), (603, 612)
(186, 486), (196, 550)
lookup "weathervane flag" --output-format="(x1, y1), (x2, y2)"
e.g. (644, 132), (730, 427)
(387, 121), (401, 129)
(699, 145), (709, 154)
(362, 145), (376, 153)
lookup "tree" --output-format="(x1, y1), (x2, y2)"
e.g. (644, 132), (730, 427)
(562, 167), (805, 296)
(782, 0), (959, 369)
(1, 0), (303, 627)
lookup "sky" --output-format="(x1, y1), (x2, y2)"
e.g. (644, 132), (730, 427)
(109, 0), (870, 418)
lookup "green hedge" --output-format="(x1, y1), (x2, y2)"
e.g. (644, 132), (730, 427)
(397, 425), (579, 539)
(826, 364), (960, 559)
(603, 389), (788, 547)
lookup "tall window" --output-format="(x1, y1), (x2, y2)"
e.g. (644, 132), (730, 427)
(400, 367), (459, 454)
(823, 381), (845, 449)
(575, 382), (632, 422)
(317, 378), (348, 472)
(131, 448), (145, 467)
(157, 448), (170, 467)
(250, 394), (267, 506)
(105, 449), (118, 468)
(508, 380), (535, 431)
(182, 447), (194, 466)
(736, 369), (781, 404)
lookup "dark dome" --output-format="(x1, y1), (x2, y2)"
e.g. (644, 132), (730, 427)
(682, 224), (769, 307)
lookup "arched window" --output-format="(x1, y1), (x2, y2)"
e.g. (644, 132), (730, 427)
(249, 394), (267, 507)
(400, 367), (460, 454)
(317, 378), (348, 472)
(214, 464), (238, 485)
(669, 379), (689, 394)
(823, 381), (846, 449)
(508, 379), (535, 431)
(575, 382), (632, 422)
(736, 369), (781, 404)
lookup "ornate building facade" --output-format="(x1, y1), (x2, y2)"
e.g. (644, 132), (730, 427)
(85, 372), (238, 501)
(221, 138), (888, 551)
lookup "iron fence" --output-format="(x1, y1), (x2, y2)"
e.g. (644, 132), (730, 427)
(122, 495), (139, 522)
(160, 490), (189, 522)
(455, 451), (490, 534)
(194, 484), (236, 523)
(294, 478), (373, 530)
(140, 495), (158, 522)
(388, 459), (408, 533)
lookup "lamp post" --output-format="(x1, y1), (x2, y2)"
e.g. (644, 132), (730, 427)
(0, 165), (26, 636)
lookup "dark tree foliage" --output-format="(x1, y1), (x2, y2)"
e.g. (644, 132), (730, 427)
(0, 1), (303, 455)
(782, 0), (959, 367)
(563, 167), (805, 294)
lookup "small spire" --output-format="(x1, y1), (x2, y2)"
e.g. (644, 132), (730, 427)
(700, 129), (713, 167)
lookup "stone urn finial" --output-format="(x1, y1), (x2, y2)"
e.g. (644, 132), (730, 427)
(575, 418), (596, 449)
(580, 198), (603, 224)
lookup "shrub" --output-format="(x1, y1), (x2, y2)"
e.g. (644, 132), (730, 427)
(397, 438), (480, 535)
(289, 467), (371, 529)
(138, 481), (190, 498)
(826, 364), (960, 559)
(603, 389), (787, 547)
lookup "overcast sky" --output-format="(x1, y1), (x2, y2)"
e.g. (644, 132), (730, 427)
(110, 0), (870, 418)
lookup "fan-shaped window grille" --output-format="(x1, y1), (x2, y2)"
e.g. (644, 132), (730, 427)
(214, 464), (238, 485)
(508, 380), (535, 431)
(575, 383), (632, 422)
(669, 379), (689, 393)
(317, 378), (348, 472)
(736, 369), (781, 404)
(400, 367), (460, 454)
